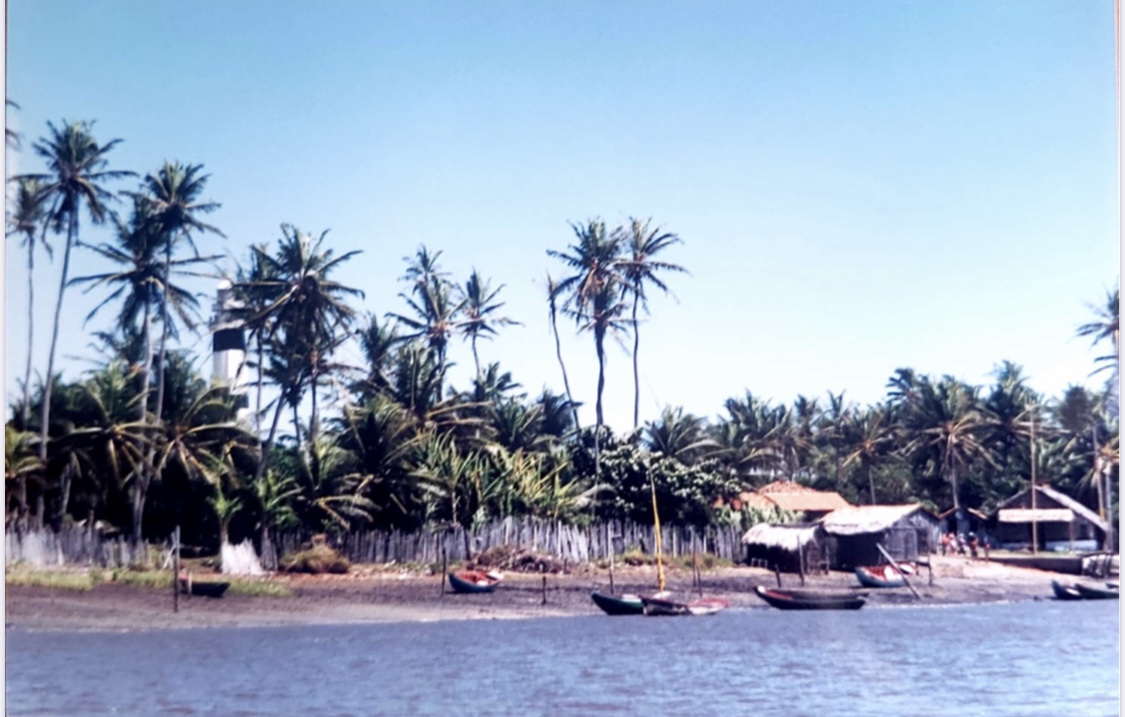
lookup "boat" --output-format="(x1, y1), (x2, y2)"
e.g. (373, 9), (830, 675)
(447, 570), (503, 594)
(1051, 579), (1083, 601)
(590, 591), (645, 616)
(1073, 582), (1120, 600)
(754, 585), (866, 611)
(855, 564), (908, 589)
(178, 577), (230, 598)
(641, 594), (729, 616)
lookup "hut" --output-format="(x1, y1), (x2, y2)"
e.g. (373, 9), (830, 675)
(938, 507), (993, 548)
(748, 481), (852, 521)
(740, 523), (825, 573)
(991, 485), (1108, 552)
(820, 504), (942, 569)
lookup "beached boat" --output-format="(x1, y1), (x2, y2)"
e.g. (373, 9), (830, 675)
(448, 570), (503, 594)
(855, 564), (907, 589)
(178, 578), (230, 598)
(1073, 582), (1120, 600)
(1051, 579), (1083, 601)
(590, 591), (645, 616)
(754, 585), (866, 611)
(641, 594), (729, 616)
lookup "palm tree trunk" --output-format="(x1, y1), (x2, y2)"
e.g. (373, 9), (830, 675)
(18, 243), (35, 520)
(255, 336), (265, 435)
(153, 240), (173, 425)
(594, 328), (606, 479)
(631, 293), (641, 429)
(549, 296), (580, 430)
(255, 396), (288, 481)
(21, 242), (35, 430)
(949, 462), (960, 510)
(37, 213), (79, 527)
(868, 463), (876, 505)
(471, 335), (481, 379)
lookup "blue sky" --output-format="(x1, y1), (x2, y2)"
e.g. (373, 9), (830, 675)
(4, 1), (1120, 432)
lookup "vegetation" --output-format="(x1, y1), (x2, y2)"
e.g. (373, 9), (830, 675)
(4, 113), (1120, 564)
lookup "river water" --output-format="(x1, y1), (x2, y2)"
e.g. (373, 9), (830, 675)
(6, 599), (1119, 716)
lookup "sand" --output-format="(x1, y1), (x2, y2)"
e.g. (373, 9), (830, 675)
(3, 555), (1091, 633)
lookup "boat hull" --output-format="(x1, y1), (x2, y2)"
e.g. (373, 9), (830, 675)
(641, 595), (729, 616)
(179, 580), (230, 598)
(448, 571), (500, 594)
(1051, 579), (1083, 601)
(755, 585), (866, 611)
(591, 591), (645, 615)
(1073, 583), (1120, 600)
(855, 566), (907, 589)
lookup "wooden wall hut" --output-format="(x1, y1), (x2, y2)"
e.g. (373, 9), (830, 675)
(820, 504), (942, 569)
(938, 507), (993, 547)
(741, 523), (823, 573)
(991, 485), (1107, 552)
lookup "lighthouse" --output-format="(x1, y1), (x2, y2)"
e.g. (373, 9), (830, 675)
(210, 279), (249, 413)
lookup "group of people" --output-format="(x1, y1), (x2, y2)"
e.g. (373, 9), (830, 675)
(940, 531), (989, 560)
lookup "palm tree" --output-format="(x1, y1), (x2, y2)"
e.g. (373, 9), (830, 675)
(547, 219), (627, 442)
(387, 249), (464, 396)
(644, 406), (716, 465)
(1078, 287), (1120, 413)
(6, 177), (50, 430)
(544, 273), (581, 430)
(235, 225), (363, 481)
(902, 377), (995, 509)
(5, 99), (21, 148)
(458, 269), (520, 378)
(132, 161), (225, 428)
(843, 406), (896, 504)
(69, 199), (217, 424)
(618, 218), (686, 428)
(19, 120), (133, 478)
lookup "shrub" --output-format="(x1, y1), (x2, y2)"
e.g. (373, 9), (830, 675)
(280, 535), (350, 574)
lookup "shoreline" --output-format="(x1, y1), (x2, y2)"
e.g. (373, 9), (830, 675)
(4, 556), (1097, 633)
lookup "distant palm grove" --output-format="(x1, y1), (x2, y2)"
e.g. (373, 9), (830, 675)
(5, 117), (1121, 558)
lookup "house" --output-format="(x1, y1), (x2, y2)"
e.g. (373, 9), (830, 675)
(938, 507), (993, 548)
(740, 523), (825, 572)
(990, 484), (1108, 552)
(741, 481), (851, 521)
(819, 504), (942, 569)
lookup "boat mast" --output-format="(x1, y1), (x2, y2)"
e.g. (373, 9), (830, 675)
(649, 474), (666, 592)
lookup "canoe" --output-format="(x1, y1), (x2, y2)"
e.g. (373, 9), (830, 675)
(1051, 579), (1083, 601)
(179, 579), (230, 598)
(448, 570), (502, 594)
(641, 594), (729, 616)
(1073, 582), (1120, 600)
(754, 585), (866, 611)
(855, 565), (907, 589)
(590, 591), (645, 616)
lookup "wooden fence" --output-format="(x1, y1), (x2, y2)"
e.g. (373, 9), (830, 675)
(6, 518), (749, 569)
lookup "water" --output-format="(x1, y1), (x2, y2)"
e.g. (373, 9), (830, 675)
(6, 600), (1119, 716)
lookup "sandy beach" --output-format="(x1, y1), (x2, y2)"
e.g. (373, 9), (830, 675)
(3, 555), (1092, 633)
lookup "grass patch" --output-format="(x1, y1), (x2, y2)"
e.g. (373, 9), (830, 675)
(110, 569), (172, 589)
(6, 568), (94, 591)
(228, 579), (292, 597)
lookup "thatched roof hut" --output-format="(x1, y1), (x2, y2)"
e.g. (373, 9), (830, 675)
(820, 504), (941, 568)
(740, 523), (824, 572)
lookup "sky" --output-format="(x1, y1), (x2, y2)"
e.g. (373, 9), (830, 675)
(3, 1), (1121, 433)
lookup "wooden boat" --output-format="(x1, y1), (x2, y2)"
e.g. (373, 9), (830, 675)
(1051, 579), (1083, 601)
(641, 594), (729, 616)
(1073, 582), (1120, 600)
(178, 578), (230, 598)
(448, 570), (503, 594)
(590, 591), (645, 616)
(754, 585), (866, 611)
(855, 564), (908, 589)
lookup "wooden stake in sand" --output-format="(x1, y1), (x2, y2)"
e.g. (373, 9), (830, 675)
(877, 543), (921, 599)
(172, 526), (180, 613)
(607, 523), (616, 595)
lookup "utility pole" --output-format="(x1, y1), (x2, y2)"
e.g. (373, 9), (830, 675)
(1030, 408), (1038, 555)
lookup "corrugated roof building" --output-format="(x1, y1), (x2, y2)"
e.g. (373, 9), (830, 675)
(820, 504), (942, 569)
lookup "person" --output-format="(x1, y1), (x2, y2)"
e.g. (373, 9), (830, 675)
(940, 532), (952, 556)
(968, 533), (979, 560)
